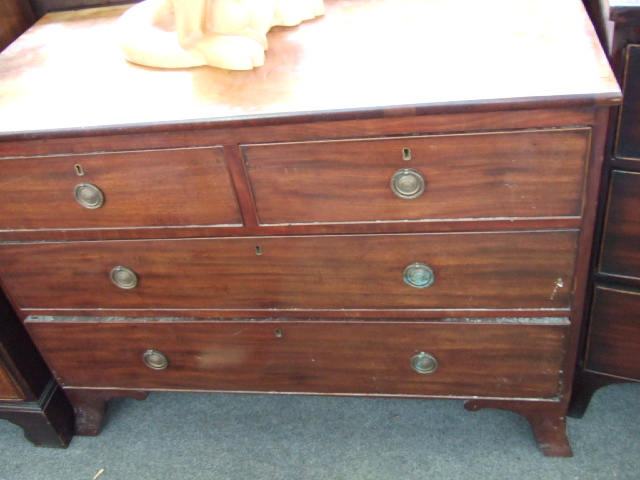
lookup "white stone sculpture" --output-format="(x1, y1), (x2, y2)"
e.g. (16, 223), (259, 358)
(118, 0), (325, 70)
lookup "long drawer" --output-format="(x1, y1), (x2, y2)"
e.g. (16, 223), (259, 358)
(0, 146), (242, 231)
(25, 317), (568, 398)
(0, 231), (577, 312)
(243, 128), (590, 224)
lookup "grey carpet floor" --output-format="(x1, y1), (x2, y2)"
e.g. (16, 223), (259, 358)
(0, 382), (638, 480)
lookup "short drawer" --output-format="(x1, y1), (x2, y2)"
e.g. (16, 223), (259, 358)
(598, 170), (640, 280)
(0, 146), (241, 231)
(0, 230), (577, 313)
(585, 286), (640, 381)
(26, 317), (568, 399)
(242, 128), (590, 224)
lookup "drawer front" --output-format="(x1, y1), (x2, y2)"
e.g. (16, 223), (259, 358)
(616, 44), (640, 161)
(0, 363), (23, 401)
(0, 147), (242, 231)
(26, 317), (567, 399)
(0, 231), (577, 312)
(598, 170), (640, 279)
(585, 286), (640, 381)
(243, 128), (590, 224)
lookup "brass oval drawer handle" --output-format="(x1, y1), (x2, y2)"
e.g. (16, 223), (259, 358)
(143, 350), (169, 370)
(403, 263), (435, 289)
(390, 168), (425, 199)
(411, 352), (439, 374)
(74, 183), (105, 209)
(110, 266), (139, 289)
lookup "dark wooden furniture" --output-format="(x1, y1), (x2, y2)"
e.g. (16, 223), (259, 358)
(0, 0), (35, 52)
(27, 0), (130, 18)
(570, 0), (640, 417)
(0, 0), (619, 456)
(0, 289), (74, 447)
(0, 0), (75, 448)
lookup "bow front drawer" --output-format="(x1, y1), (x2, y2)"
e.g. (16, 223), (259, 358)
(0, 146), (241, 231)
(598, 171), (640, 280)
(25, 317), (568, 399)
(0, 230), (577, 313)
(242, 128), (590, 225)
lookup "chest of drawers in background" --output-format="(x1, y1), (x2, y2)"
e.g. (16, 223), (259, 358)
(0, 0), (619, 456)
(570, 0), (640, 416)
(0, 0), (35, 52)
(0, 288), (74, 447)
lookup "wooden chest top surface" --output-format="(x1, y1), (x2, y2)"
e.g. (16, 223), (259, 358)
(0, 0), (619, 135)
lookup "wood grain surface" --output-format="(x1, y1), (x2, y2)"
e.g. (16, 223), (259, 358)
(0, 231), (578, 313)
(0, 0), (619, 134)
(0, 364), (22, 401)
(26, 317), (568, 398)
(0, 146), (242, 230)
(244, 128), (591, 224)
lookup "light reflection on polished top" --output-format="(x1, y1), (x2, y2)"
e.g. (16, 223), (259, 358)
(0, 0), (620, 134)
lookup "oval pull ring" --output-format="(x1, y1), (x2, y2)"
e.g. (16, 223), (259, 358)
(403, 263), (435, 289)
(74, 183), (105, 209)
(390, 168), (425, 199)
(411, 352), (439, 374)
(110, 266), (139, 289)
(143, 350), (169, 370)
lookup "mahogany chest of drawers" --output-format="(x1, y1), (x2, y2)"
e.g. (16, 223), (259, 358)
(570, 0), (640, 415)
(0, 0), (619, 456)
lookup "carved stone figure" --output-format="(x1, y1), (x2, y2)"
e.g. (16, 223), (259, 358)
(118, 0), (325, 70)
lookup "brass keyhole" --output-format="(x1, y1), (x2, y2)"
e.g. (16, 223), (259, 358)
(402, 147), (412, 161)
